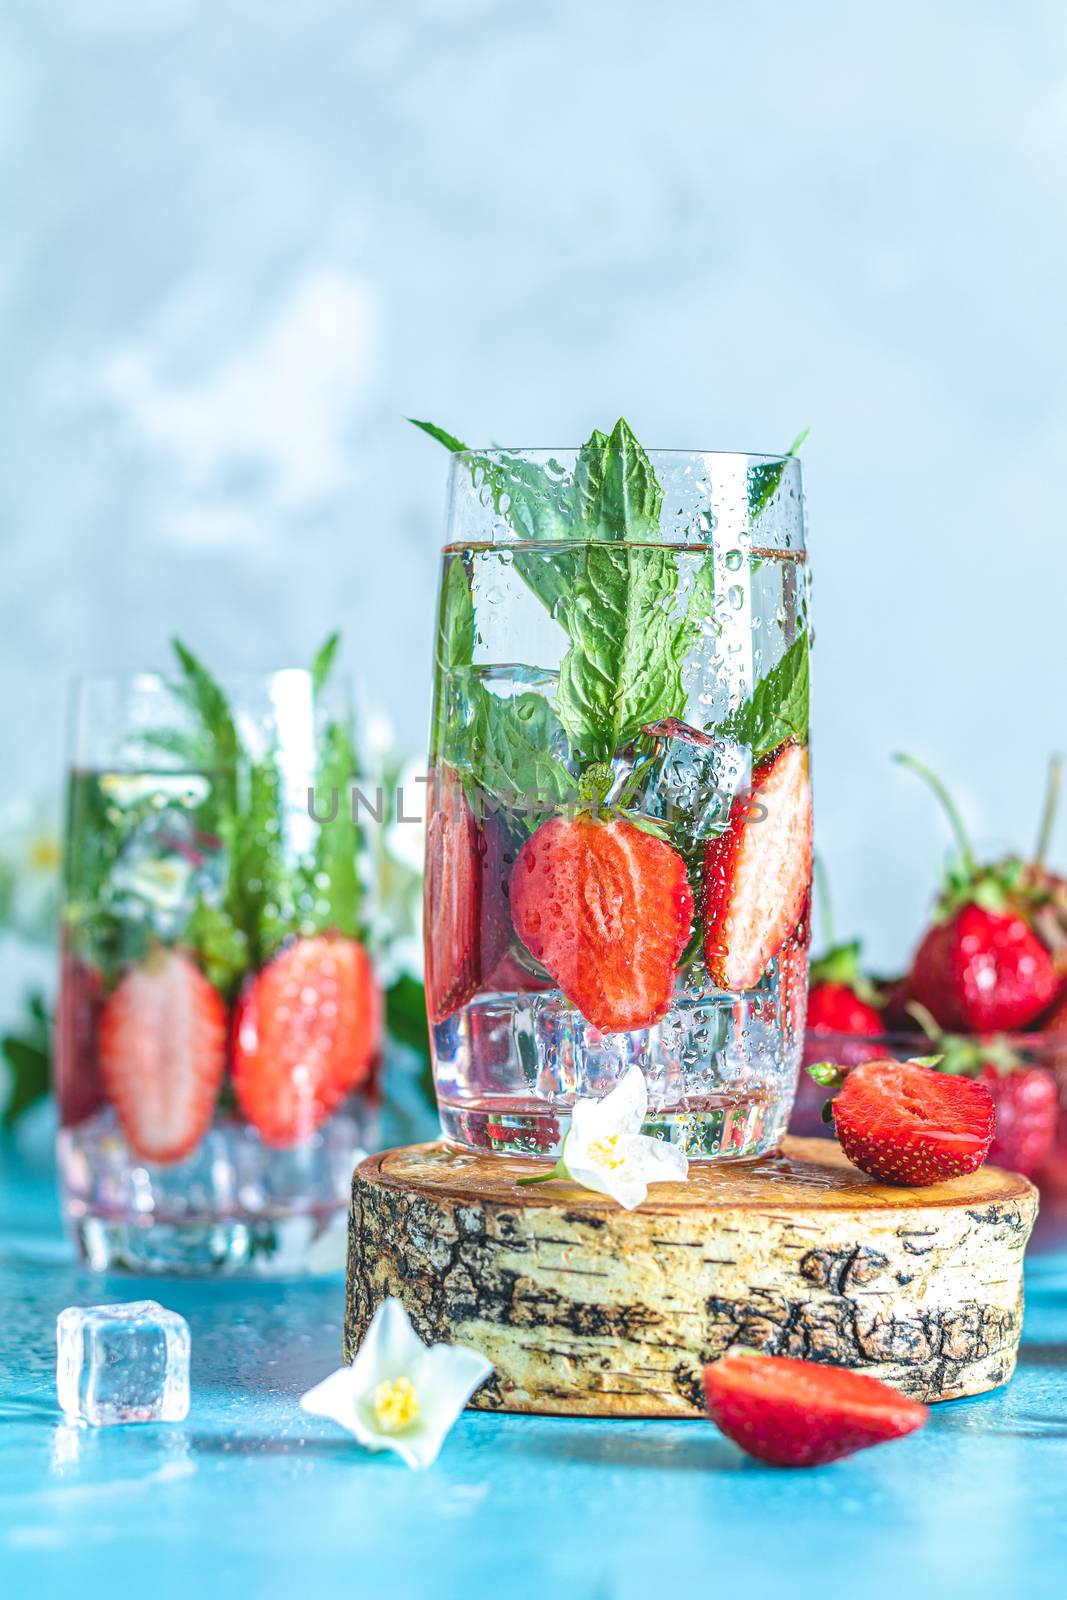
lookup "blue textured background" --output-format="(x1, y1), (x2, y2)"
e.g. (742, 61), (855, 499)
(3, 0), (1067, 975)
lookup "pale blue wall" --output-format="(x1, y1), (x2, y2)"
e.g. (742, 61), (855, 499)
(3, 0), (1066, 974)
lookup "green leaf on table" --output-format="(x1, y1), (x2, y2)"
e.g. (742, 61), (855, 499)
(385, 972), (431, 1063)
(722, 631), (810, 759)
(1, 991), (51, 1129)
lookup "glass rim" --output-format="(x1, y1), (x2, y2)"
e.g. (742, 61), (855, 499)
(451, 446), (799, 467)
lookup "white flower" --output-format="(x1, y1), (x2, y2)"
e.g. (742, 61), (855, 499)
(522, 1065), (689, 1210)
(299, 1298), (492, 1470)
(0, 796), (61, 945)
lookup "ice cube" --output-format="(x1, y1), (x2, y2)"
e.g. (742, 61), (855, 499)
(56, 1301), (190, 1426)
(627, 720), (751, 839)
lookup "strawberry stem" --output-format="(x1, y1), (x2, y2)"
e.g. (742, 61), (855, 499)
(1034, 753), (1062, 869)
(905, 1000), (942, 1042)
(894, 753), (977, 876)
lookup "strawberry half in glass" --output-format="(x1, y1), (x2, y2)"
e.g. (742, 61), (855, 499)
(418, 420), (813, 1159)
(57, 638), (381, 1275)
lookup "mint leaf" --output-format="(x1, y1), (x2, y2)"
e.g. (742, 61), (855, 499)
(436, 553), (475, 673)
(475, 690), (575, 810)
(408, 417), (469, 453)
(184, 901), (249, 992)
(572, 418), (663, 541)
(311, 631), (341, 697)
(170, 639), (240, 814)
(723, 631), (810, 759)
(310, 717), (364, 937)
(747, 427), (809, 523)
(556, 542), (686, 759)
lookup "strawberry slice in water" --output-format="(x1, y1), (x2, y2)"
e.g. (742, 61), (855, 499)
(703, 742), (813, 991)
(99, 949), (227, 1165)
(233, 934), (381, 1147)
(424, 768), (512, 1025)
(510, 813), (693, 1034)
(704, 1351), (928, 1467)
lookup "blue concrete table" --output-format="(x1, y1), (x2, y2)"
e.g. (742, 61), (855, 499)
(4, 1127), (1067, 1600)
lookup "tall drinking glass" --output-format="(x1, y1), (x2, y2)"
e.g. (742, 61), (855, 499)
(58, 666), (380, 1273)
(424, 442), (811, 1160)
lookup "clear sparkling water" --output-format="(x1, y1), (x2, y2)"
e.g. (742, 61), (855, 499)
(429, 532), (809, 1160)
(56, 1300), (190, 1426)
(434, 970), (802, 1160)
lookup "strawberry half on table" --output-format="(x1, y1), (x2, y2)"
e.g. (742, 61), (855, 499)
(233, 934), (381, 1147)
(704, 1351), (928, 1467)
(99, 948), (228, 1165)
(819, 1056), (996, 1186)
(510, 812), (693, 1034)
(897, 754), (1059, 1032)
(703, 741), (813, 991)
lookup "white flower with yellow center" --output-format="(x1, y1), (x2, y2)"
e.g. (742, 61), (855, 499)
(520, 1065), (689, 1210)
(299, 1298), (492, 1470)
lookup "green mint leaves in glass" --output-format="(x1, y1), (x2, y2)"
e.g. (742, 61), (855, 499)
(57, 637), (381, 1275)
(418, 419), (812, 1160)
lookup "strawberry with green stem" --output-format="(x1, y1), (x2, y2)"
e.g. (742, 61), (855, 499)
(806, 858), (883, 1038)
(905, 1000), (1058, 1177)
(897, 753), (1058, 1032)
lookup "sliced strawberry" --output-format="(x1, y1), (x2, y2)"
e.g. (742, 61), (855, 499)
(910, 905), (1057, 1033)
(703, 742), (813, 991)
(424, 768), (512, 1025)
(979, 1064), (1059, 1177)
(832, 1058), (995, 1185)
(703, 1351), (928, 1467)
(510, 813), (693, 1034)
(55, 949), (105, 1127)
(233, 934), (381, 1146)
(98, 949), (227, 1165)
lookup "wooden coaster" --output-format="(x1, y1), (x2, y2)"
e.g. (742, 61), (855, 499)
(345, 1138), (1038, 1417)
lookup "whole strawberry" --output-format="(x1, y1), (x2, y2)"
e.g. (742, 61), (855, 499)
(898, 754), (1057, 1032)
(904, 1000), (1059, 1178)
(807, 940), (883, 1037)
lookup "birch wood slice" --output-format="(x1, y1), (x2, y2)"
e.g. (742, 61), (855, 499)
(345, 1137), (1037, 1417)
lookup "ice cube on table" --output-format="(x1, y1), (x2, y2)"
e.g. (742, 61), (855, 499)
(56, 1300), (190, 1426)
